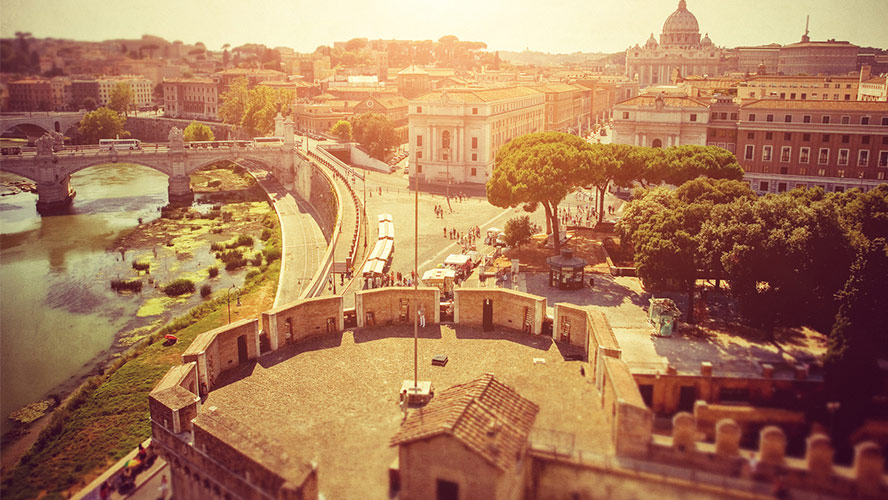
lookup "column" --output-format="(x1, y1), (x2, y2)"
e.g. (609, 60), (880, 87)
(634, 133), (639, 146)
(640, 134), (646, 147)
(675, 135), (680, 146)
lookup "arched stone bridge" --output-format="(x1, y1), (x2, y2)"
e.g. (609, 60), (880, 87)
(0, 132), (309, 214)
(0, 112), (86, 139)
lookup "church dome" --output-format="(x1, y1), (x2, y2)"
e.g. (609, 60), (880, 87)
(645, 33), (659, 49)
(662, 1), (699, 34)
(701, 33), (712, 46)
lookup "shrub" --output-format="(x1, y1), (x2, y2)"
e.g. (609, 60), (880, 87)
(200, 284), (212, 298)
(226, 234), (253, 249)
(132, 261), (150, 271)
(208, 266), (219, 278)
(210, 242), (225, 252)
(208, 179), (222, 188)
(110, 279), (142, 292)
(162, 279), (195, 296)
(260, 229), (272, 241)
(250, 254), (263, 266)
(263, 247), (281, 262)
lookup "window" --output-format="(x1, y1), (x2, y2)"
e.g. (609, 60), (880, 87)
(749, 113), (756, 121)
(747, 132), (755, 139)
(730, 112), (738, 120)
(802, 93), (807, 99)
(762, 145), (773, 161)
(862, 116), (870, 125)
(879, 151), (888, 167)
(690, 113), (697, 122)
(744, 145), (754, 160)
(858, 150), (870, 167)
(790, 93), (796, 100)
(416, 151), (422, 159)
(838, 149), (849, 166)
(844, 94), (851, 101)
(781, 146), (791, 162)
(472, 107), (478, 115)
(818, 168), (826, 176)
(838, 170), (845, 178)
(803, 115), (811, 123)
(784, 133), (792, 141)
(822, 116), (830, 124)
(471, 153), (477, 161)
(441, 130), (450, 149)
(416, 106), (422, 113)
(803, 133), (811, 141)
(471, 167), (477, 176)
(882, 117), (888, 126)
(436, 479), (459, 500)
(842, 135), (850, 144)
(784, 114), (792, 123)
(417, 164), (422, 173)
(833, 94), (839, 100)
(759, 181), (769, 192)
(819, 148), (830, 164)
(841, 116), (850, 124)
(766, 114), (774, 122)
(416, 135), (423, 147)
(471, 137), (478, 149)
(622, 111), (629, 119)
(765, 132), (773, 140)
(799, 147), (810, 163)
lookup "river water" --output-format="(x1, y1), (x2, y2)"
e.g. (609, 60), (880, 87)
(0, 164), (174, 435)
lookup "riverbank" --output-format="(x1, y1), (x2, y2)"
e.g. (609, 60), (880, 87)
(0, 164), (283, 499)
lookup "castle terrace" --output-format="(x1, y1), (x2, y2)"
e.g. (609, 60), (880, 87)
(202, 322), (606, 499)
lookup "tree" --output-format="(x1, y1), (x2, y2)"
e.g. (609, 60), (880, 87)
(659, 145), (744, 186)
(488, 132), (588, 252)
(219, 76), (249, 126)
(219, 78), (293, 136)
(183, 121), (215, 142)
(503, 215), (534, 249)
(108, 82), (133, 115)
(78, 107), (130, 144)
(329, 120), (353, 142)
(576, 143), (628, 223)
(82, 97), (97, 111)
(352, 113), (398, 160)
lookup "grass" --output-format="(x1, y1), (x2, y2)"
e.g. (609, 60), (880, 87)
(0, 260), (281, 500)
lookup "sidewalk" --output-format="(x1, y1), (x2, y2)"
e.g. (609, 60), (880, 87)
(72, 439), (167, 500)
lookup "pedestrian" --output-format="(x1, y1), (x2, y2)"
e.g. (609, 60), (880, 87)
(99, 481), (110, 500)
(418, 303), (426, 327)
(158, 474), (169, 499)
(443, 226), (447, 237)
(138, 442), (147, 462)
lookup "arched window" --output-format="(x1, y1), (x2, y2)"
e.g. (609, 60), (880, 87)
(441, 130), (450, 149)
(652, 139), (663, 148)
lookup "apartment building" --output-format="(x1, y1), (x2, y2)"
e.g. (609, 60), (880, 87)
(163, 78), (221, 121)
(612, 91), (710, 148)
(737, 75), (859, 102)
(8, 79), (54, 111)
(736, 100), (888, 193)
(408, 87), (545, 185)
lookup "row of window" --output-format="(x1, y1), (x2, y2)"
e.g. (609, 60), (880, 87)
(747, 91), (853, 100)
(749, 131), (888, 145)
(748, 113), (888, 125)
(745, 144), (888, 167)
(416, 135), (480, 149)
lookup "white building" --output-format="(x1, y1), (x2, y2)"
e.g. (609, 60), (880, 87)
(97, 76), (154, 109)
(612, 91), (710, 147)
(408, 87), (545, 185)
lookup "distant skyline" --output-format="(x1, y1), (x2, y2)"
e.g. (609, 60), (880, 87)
(1, 0), (887, 55)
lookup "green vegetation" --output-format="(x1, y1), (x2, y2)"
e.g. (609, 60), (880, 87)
(131, 261), (150, 272)
(351, 112), (398, 160)
(162, 279), (195, 297)
(110, 278), (143, 293)
(77, 107), (130, 144)
(262, 247), (281, 262)
(503, 215), (534, 249)
(218, 76), (294, 136)
(183, 120), (215, 142)
(200, 284), (212, 298)
(208, 266), (219, 278)
(329, 120), (353, 142)
(107, 82), (132, 115)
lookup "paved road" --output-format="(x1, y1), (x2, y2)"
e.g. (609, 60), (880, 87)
(241, 161), (326, 306)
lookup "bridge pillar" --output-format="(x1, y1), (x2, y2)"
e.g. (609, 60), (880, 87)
(33, 134), (75, 214)
(167, 127), (193, 205)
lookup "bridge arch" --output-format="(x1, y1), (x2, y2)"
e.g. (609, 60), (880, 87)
(59, 158), (173, 180)
(1, 123), (51, 141)
(186, 154), (278, 175)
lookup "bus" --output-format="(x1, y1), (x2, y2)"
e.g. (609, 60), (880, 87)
(99, 138), (142, 150)
(252, 137), (284, 148)
(185, 140), (254, 149)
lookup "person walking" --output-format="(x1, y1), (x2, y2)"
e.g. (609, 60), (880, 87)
(158, 474), (169, 499)
(418, 303), (426, 327)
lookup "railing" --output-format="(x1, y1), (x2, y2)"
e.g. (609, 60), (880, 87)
(306, 148), (364, 270)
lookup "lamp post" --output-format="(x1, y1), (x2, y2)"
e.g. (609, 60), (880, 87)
(414, 161), (419, 389)
(227, 285), (241, 323)
(445, 147), (452, 212)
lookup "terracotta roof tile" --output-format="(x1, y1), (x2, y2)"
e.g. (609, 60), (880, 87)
(740, 99), (888, 111)
(390, 373), (539, 471)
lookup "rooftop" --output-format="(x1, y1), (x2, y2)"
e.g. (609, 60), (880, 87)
(412, 86), (543, 103)
(740, 99), (888, 111)
(204, 324), (607, 498)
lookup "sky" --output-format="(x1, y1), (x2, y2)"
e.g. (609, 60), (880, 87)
(1, 0), (887, 55)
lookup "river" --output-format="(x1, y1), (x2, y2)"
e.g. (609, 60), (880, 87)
(1, 164), (199, 435)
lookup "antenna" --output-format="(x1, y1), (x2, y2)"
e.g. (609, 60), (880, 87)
(802, 15), (811, 43)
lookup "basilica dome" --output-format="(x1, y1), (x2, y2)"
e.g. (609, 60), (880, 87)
(662, 0), (699, 34)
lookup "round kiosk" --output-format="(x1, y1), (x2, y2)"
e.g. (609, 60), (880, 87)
(546, 248), (587, 290)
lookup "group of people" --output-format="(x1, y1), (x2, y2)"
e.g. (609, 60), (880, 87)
(363, 270), (417, 290)
(444, 225), (482, 253)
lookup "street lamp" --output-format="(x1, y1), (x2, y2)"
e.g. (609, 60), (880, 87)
(445, 147), (452, 212)
(227, 285), (241, 323)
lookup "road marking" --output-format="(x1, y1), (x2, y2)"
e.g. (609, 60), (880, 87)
(416, 206), (518, 272)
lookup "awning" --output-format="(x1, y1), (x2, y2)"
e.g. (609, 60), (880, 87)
(444, 254), (470, 267)
(380, 239), (394, 262)
(422, 268), (456, 282)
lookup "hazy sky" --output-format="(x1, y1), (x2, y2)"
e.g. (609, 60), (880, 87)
(1, 0), (886, 54)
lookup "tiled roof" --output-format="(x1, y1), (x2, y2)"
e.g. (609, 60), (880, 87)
(398, 64), (428, 75)
(151, 385), (198, 411)
(532, 83), (582, 93)
(412, 86), (542, 103)
(193, 407), (314, 486)
(740, 99), (888, 111)
(362, 96), (408, 109)
(390, 373), (539, 472)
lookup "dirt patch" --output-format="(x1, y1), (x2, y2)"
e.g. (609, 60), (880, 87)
(500, 228), (613, 274)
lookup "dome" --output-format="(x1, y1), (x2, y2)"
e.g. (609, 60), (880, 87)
(662, 0), (699, 34)
(645, 33), (659, 49)
(701, 33), (712, 46)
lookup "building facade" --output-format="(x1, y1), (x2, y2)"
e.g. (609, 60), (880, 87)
(736, 100), (888, 194)
(858, 66), (888, 102)
(778, 39), (858, 76)
(8, 79), (53, 111)
(408, 87), (545, 185)
(737, 75), (860, 102)
(163, 78), (221, 121)
(612, 91), (710, 148)
(625, 1), (727, 87)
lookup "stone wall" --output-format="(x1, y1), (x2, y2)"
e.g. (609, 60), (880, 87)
(692, 401), (807, 443)
(453, 288), (546, 335)
(355, 287), (440, 328)
(600, 356), (652, 457)
(552, 303), (589, 349)
(125, 117), (235, 143)
(261, 296), (344, 350)
(182, 318), (259, 395)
